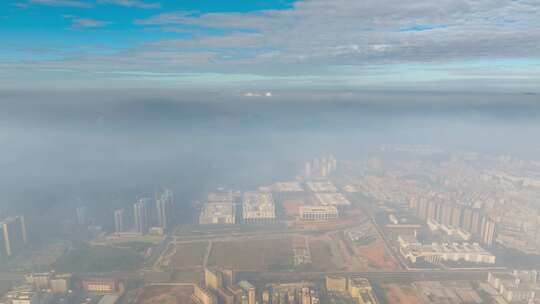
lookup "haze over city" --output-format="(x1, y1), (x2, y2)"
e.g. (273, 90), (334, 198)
(1, 1), (540, 304)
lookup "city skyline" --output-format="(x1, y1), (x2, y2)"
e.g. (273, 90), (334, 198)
(2, 1), (540, 304)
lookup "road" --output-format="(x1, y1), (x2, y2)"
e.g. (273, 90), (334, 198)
(344, 191), (409, 270)
(236, 269), (494, 284)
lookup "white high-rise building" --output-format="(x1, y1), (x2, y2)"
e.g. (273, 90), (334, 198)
(113, 209), (124, 233)
(76, 206), (88, 226)
(313, 158), (320, 171)
(0, 216), (27, 258)
(133, 199), (149, 234)
(156, 189), (173, 230)
(304, 161), (311, 178)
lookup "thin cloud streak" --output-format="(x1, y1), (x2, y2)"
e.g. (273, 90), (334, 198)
(63, 15), (111, 28)
(26, 0), (91, 8)
(97, 0), (161, 9)
(21, 0), (160, 8)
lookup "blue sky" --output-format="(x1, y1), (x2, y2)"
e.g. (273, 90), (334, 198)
(1, 0), (539, 91)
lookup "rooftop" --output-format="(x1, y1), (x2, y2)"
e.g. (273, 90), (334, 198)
(306, 181), (338, 192)
(315, 193), (351, 206)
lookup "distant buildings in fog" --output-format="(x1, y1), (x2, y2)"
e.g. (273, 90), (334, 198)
(113, 188), (175, 236)
(304, 154), (337, 179)
(156, 189), (173, 231)
(133, 198), (149, 235)
(76, 206), (88, 227)
(242, 192), (276, 224)
(410, 198), (496, 246)
(113, 209), (124, 234)
(200, 190), (237, 225)
(18, 272), (123, 304)
(0, 215), (28, 259)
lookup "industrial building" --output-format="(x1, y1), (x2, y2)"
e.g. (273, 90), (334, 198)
(305, 181), (338, 193)
(25, 272), (71, 294)
(207, 191), (236, 204)
(199, 203), (236, 225)
(82, 278), (121, 294)
(200, 190), (237, 225)
(4, 290), (39, 304)
(314, 193), (350, 206)
(272, 182), (304, 193)
(326, 276), (348, 293)
(242, 192), (276, 223)
(299, 206), (338, 221)
(398, 235), (496, 264)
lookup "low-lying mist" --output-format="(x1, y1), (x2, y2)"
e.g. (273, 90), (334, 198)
(1, 89), (539, 237)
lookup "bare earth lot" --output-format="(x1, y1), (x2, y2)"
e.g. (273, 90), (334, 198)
(207, 238), (294, 271)
(169, 241), (209, 270)
(134, 286), (195, 304)
(381, 284), (423, 304)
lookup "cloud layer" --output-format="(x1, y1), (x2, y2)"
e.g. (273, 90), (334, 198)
(138, 0), (540, 66)
(3, 0), (540, 90)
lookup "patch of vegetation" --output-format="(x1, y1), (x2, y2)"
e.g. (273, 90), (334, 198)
(54, 245), (142, 273)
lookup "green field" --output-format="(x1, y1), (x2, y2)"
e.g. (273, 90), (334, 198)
(208, 238), (294, 271)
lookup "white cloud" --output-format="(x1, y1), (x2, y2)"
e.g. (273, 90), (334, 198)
(243, 92), (272, 97)
(24, 0), (160, 9)
(63, 15), (110, 28)
(98, 0), (161, 9)
(27, 0), (91, 8)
